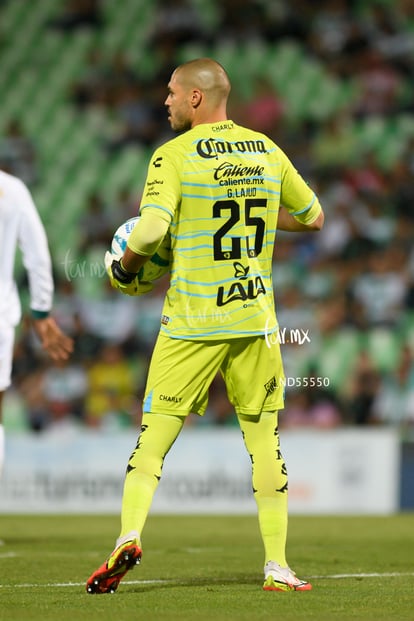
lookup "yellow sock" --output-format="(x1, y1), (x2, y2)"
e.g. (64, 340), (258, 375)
(238, 411), (288, 566)
(120, 412), (185, 538)
(255, 495), (288, 566)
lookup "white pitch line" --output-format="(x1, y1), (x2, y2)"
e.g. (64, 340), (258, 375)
(0, 579), (170, 589)
(0, 572), (414, 589)
(310, 572), (414, 579)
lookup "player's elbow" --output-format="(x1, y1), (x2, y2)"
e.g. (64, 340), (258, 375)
(309, 210), (324, 231)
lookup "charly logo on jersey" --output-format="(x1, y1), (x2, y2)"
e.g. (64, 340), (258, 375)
(216, 261), (265, 307)
(196, 138), (266, 159)
(159, 393), (182, 403)
(264, 376), (277, 396)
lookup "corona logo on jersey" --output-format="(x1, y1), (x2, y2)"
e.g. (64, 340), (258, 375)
(196, 137), (267, 159)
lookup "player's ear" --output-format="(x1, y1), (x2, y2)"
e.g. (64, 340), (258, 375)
(191, 89), (202, 108)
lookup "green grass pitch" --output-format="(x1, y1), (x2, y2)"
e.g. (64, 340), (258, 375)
(0, 514), (412, 621)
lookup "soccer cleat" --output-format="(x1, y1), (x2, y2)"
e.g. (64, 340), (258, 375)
(263, 560), (312, 592)
(86, 532), (142, 594)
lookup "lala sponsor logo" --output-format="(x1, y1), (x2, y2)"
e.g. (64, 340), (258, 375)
(216, 262), (265, 307)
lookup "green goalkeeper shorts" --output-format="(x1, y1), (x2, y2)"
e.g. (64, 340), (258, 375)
(143, 333), (285, 417)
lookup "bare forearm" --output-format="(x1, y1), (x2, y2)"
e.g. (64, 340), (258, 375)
(121, 246), (150, 273)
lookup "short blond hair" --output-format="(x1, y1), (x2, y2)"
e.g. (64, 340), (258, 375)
(174, 58), (231, 106)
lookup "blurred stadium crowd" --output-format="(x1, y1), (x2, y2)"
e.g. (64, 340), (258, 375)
(1, 0), (414, 434)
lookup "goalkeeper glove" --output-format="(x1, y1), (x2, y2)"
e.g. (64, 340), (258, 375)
(104, 251), (153, 296)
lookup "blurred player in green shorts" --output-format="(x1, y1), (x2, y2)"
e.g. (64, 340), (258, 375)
(86, 58), (324, 594)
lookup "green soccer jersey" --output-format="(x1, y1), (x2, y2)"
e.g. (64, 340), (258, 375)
(139, 120), (320, 340)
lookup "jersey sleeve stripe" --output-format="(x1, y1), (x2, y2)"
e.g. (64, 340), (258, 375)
(290, 194), (316, 216)
(140, 204), (174, 217)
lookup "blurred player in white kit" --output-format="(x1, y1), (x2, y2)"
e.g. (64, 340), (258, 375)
(0, 168), (73, 479)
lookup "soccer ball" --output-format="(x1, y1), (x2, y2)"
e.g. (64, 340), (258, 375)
(110, 216), (171, 282)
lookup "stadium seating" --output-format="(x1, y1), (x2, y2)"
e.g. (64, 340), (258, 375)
(1, 0), (411, 267)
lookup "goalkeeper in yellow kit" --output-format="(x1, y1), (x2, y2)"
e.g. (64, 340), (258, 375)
(86, 58), (324, 594)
